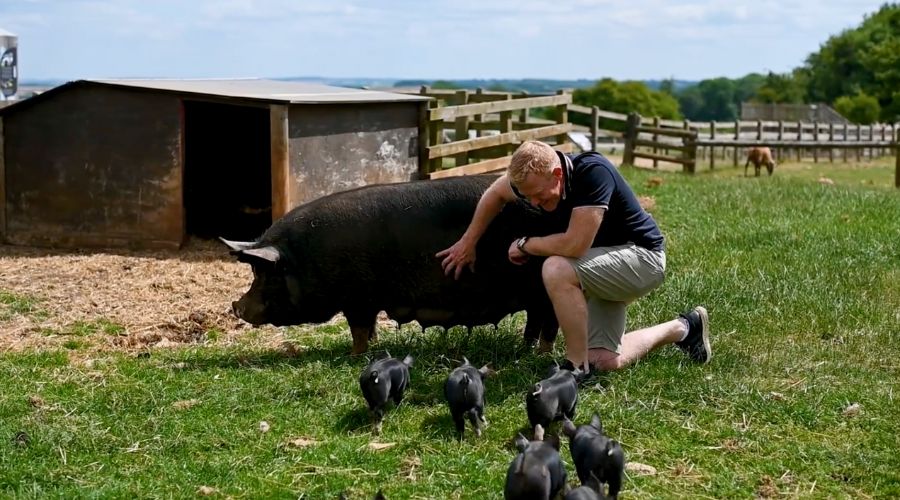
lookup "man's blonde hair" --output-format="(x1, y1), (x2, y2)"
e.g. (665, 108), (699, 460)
(508, 141), (559, 185)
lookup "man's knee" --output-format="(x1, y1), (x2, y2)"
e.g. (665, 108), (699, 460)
(589, 348), (623, 372)
(541, 256), (577, 289)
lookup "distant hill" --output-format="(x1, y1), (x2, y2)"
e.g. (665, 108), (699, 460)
(21, 77), (700, 94)
(278, 77), (699, 94)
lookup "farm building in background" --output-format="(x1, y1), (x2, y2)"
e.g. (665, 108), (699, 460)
(741, 102), (849, 124)
(0, 79), (429, 249)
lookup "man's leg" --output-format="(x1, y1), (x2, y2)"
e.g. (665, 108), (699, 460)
(588, 319), (685, 371)
(589, 307), (711, 371)
(541, 256), (589, 370)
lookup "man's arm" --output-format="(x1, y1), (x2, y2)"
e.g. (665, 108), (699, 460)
(519, 207), (604, 259)
(436, 174), (517, 279)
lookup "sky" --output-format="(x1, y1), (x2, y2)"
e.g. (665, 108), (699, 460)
(0, 0), (891, 83)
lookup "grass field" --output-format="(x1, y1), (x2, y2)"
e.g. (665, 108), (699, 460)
(1, 159), (898, 498)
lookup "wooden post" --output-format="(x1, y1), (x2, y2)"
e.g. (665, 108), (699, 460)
(710, 121), (716, 170)
(269, 105), (290, 220)
(733, 119), (740, 168)
(591, 106), (599, 151)
(474, 88), (485, 139)
(797, 121), (803, 162)
(453, 90), (470, 167)
(856, 124), (862, 162)
(623, 112), (641, 166)
(829, 123), (835, 163)
(881, 123), (887, 158)
(813, 121), (820, 163)
(869, 123), (875, 161)
(499, 94), (514, 157)
(896, 143), (899, 188)
(423, 86), (443, 174)
(652, 116), (660, 168)
(777, 120), (784, 163)
(843, 123), (849, 162)
(555, 90), (569, 148)
(683, 132), (697, 174)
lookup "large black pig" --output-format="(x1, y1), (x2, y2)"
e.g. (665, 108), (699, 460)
(222, 175), (561, 354)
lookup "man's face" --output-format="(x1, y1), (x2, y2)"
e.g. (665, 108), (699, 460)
(515, 167), (563, 212)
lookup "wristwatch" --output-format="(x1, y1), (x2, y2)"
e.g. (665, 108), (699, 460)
(516, 236), (530, 255)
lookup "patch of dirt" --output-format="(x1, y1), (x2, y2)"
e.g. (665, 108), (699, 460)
(0, 239), (280, 353)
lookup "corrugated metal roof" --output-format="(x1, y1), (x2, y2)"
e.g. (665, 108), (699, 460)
(89, 78), (430, 104)
(0, 28), (16, 37)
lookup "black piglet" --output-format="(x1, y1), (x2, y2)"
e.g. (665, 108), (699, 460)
(359, 353), (413, 434)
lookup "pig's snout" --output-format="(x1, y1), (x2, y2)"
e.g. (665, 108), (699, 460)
(231, 299), (264, 325)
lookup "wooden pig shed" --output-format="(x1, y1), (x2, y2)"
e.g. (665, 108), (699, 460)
(0, 78), (430, 249)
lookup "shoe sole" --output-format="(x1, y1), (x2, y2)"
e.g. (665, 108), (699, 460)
(695, 306), (711, 364)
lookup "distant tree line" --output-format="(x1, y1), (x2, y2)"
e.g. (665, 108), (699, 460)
(402, 3), (898, 125)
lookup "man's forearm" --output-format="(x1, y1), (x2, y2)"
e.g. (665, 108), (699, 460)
(461, 191), (505, 244)
(522, 233), (588, 259)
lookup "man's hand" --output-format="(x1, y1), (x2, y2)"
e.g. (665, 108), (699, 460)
(436, 239), (476, 279)
(508, 240), (529, 266)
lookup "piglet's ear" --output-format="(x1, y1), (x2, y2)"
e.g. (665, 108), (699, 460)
(240, 246), (281, 264)
(514, 434), (529, 452)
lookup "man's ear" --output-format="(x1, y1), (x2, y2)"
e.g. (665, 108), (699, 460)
(551, 164), (564, 179)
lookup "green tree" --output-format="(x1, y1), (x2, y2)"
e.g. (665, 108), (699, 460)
(802, 3), (900, 121)
(572, 78), (681, 128)
(833, 92), (882, 123)
(675, 76), (755, 121)
(754, 71), (805, 104)
(431, 80), (460, 90)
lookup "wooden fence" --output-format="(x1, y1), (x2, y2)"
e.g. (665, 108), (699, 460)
(404, 87), (899, 187)
(618, 113), (899, 186)
(415, 87), (574, 178)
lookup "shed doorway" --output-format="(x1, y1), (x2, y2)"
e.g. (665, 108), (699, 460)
(183, 100), (272, 241)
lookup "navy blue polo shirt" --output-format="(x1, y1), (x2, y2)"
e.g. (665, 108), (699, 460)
(511, 151), (665, 252)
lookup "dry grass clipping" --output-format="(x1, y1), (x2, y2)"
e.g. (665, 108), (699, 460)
(0, 239), (281, 353)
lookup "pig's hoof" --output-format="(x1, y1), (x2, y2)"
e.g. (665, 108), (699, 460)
(481, 417), (489, 428)
(373, 422), (383, 435)
(475, 428), (482, 437)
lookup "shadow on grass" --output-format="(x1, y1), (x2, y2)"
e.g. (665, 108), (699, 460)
(335, 406), (375, 435)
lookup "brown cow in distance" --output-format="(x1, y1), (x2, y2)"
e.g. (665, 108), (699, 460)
(745, 147), (776, 177)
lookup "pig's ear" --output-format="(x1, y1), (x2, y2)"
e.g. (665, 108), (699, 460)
(402, 354), (414, 367)
(461, 356), (470, 366)
(607, 440), (621, 455)
(219, 237), (255, 252)
(514, 434), (529, 452)
(478, 364), (493, 379)
(562, 418), (577, 438)
(591, 413), (603, 432)
(238, 246), (281, 264)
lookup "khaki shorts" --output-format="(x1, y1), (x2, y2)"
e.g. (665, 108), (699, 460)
(566, 244), (666, 353)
